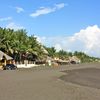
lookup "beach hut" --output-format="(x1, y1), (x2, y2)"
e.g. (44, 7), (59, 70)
(0, 51), (13, 69)
(69, 56), (81, 64)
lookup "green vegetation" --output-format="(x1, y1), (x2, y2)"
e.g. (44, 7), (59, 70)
(45, 47), (100, 63)
(0, 27), (47, 62)
(0, 27), (99, 63)
(73, 51), (100, 63)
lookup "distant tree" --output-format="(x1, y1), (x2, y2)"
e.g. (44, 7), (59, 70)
(45, 47), (56, 57)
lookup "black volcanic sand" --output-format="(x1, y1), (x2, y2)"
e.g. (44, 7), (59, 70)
(0, 63), (100, 100)
(60, 68), (100, 89)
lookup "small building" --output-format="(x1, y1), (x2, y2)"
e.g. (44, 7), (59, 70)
(0, 51), (13, 69)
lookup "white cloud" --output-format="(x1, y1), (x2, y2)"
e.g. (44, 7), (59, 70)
(38, 25), (100, 57)
(55, 3), (66, 9)
(67, 25), (100, 57)
(30, 3), (66, 17)
(30, 7), (55, 17)
(0, 17), (12, 21)
(35, 35), (46, 43)
(15, 7), (24, 13)
(6, 22), (24, 30)
(54, 44), (62, 52)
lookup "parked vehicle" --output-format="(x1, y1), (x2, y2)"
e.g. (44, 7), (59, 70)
(3, 64), (17, 70)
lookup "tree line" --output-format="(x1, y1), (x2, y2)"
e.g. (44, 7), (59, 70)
(44, 47), (100, 63)
(0, 27), (99, 63)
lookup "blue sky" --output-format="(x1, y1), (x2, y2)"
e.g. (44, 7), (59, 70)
(0, 0), (100, 57)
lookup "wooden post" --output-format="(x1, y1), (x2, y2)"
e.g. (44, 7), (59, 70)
(4, 59), (6, 66)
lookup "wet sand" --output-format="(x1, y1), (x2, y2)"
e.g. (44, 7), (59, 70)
(0, 63), (100, 100)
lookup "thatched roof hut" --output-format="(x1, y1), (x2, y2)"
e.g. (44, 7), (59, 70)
(0, 51), (13, 60)
(0, 51), (13, 69)
(69, 56), (81, 64)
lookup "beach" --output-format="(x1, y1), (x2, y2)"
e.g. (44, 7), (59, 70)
(0, 63), (100, 100)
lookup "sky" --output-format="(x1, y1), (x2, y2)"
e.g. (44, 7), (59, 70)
(0, 0), (100, 57)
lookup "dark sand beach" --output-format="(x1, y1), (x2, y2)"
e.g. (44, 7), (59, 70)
(60, 68), (100, 89)
(0, 63), (100, 100)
